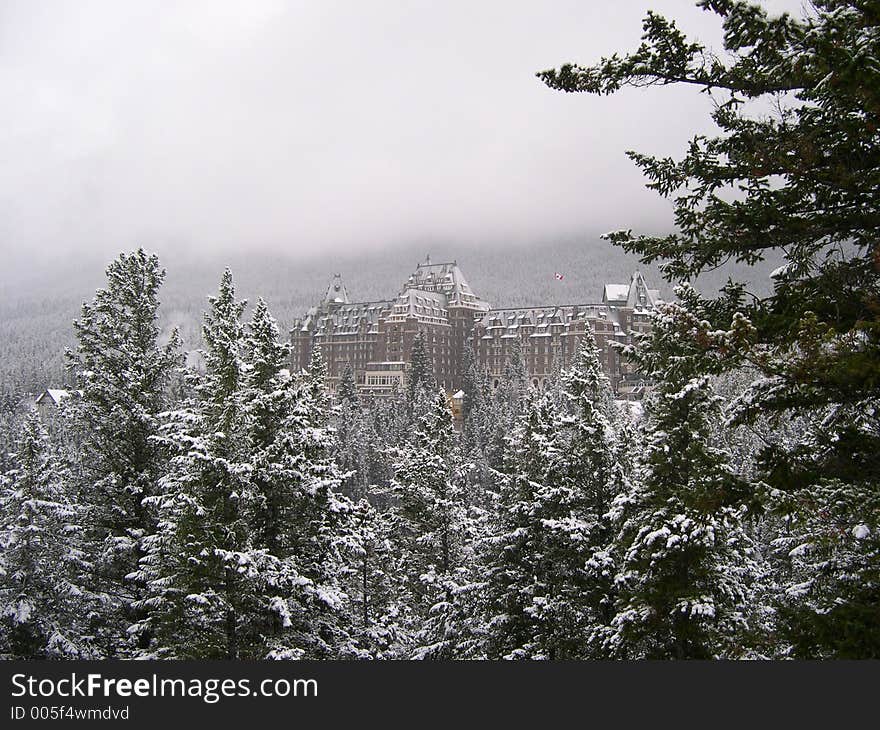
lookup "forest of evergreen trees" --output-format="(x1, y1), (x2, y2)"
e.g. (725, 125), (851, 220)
(0, 242), (873, 659)
(1, 0), (878, 660)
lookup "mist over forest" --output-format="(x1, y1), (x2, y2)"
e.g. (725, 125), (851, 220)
(0, 234), (782, 400)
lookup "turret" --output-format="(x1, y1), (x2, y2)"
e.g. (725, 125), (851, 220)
(321, 273), (349, 309)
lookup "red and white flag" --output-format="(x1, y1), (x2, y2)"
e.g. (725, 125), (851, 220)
(554, 272), (565, 281)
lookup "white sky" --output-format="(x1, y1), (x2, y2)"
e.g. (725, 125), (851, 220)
(0, 0), (804, 265)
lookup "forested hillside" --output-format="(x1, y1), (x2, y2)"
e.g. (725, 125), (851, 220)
(0, 234), (780, 404)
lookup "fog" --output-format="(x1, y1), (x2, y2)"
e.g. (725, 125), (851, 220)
(1, 0), (803, 269)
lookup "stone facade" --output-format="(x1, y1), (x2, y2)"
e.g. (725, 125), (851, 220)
(290, 258), (659, 398)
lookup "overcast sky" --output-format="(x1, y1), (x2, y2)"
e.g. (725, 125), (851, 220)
(1, 0), (803, 265)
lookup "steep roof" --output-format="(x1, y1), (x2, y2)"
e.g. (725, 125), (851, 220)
(322, 273), (350, 306)
(401, 258), (489, 311)
(626, 271), (661, 310)
(603, 284), (629, 304)
(35, 388), (82, 407)
(310, 300), (392, 336)
(387, 289), (450, 323)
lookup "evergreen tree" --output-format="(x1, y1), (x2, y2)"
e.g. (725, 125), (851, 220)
(557, 329), (620, 652)
(341, 498), (409, 658)
(389, 389), (472, 656)
(406, 332), (436, 408)
(459, 344), (484, 426)
(606, 301), (755, 659)
(65, 248), (181, 656)
(337, 362), (359, 406)
(767, 407), (880, 657)
(305, 344), (330, 420)
(335, 402), (383, 502)
(135, 270), (263, 658)
(485, 340), (529, 470)
(540, 0), (880, 655)
(256, 350), (354, 659)
(497, 339), (528, 414)
(242, 298), (293, 554)
(481, 378), (614, 660)
(0, 412), (92, 658)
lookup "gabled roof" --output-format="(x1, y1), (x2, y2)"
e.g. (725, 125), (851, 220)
(401, 258), (489, 311)
(626, 271), (661, 310)
(35, 388), (82, 407)
(603, 284), (629, 304)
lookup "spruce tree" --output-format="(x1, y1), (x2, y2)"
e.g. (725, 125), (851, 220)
(65, 248), (181, 656)
(539, 0), (880, 655)
(337, 362), (359, 406)
(342, 498), (409, 658)
(305, 344), (330, 420)
(459, 344), (484, 426)
(135, 270), (263, 659)
(256, 356), (354, 659)
(389, 388), (472, 656)
(242, 298), (293, 554)
(406, 332), (436, 408)
(481, 388), (603, 659)
(557, 329), (620, 652)
(0, 412), (92, 658)
(606, 301), (755, 659)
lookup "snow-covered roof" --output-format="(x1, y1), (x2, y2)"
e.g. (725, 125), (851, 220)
(604, 284), (629, 302)
(476, 304), (625, 332)
(626, 271), (660, 310)
(387, 289), (450, 323)
(770, 263), (792, 279)
(400, 259), (490, 312)
(35, 388), (82, 407)
(307, 300), (392, 336)
(322, 274), (350, 305)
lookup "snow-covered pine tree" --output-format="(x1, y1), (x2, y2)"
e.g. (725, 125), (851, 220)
(540, 0), (880, 657)
(557, 328), (621, 654)
(459, 347), (494, 490)
(606, 299), (756, 659)
(135, 269), (264, 659)
(485, 340), (529, 470)
(389, 388), (475, 657)
(406, 332), (436, 409)
(242, 298), (294, 555)
(335, 401), (382, 501)
(0, 412), (93, 658)
(65, 248), (182, 656)
(253, 345), (355, 660)
(763, 403), (880, 658)
(459, 344), (483, 427)
(480, 388), (596, 659)
(497, 338), (528, 414)
(367, 384), (409, 497)
(333, 361), (372, 500)
(340, 498), (409, 658)
(337, 362), (359, 406)
(304, 344), (330, 421)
